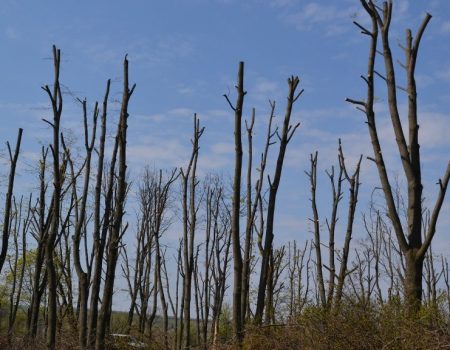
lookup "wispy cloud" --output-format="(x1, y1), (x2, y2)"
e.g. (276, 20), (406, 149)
(78, 34), (196, 67)
(269, 0), (299, 8)
(281, 2), (359, 36)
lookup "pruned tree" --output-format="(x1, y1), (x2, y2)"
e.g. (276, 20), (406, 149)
(348, 0), (450, 311)
(41, 45), (64, 350)
(7, 195), (31, 339)
(180, 114), (204, 349)
(95, 54), (135, 350)
(306, 141), (362, 310)
(65, 97), (98, 349)
(255, 76), (302, 323)
(225, 61), (246, 341)
(27, 146), (50, 339)
(87, 79), (111, 349)
(0, 127), (23, 275)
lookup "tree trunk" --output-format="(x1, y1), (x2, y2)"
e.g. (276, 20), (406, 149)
(404, 250), (423, 312)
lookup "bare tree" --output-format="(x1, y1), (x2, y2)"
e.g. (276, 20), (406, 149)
(287, 240), (310, 318)
(255, 76), (302, 323)
(180, 115), (204, 349)
(87, 79), (111, 349)
(27, 147), (49, 339)
(333, 144), (362, 308)
(67, 98), (98, 349)
(41, 45), (63, 350)
(305, 141), (362, 310)
(95, 55), (135, 350)
(7, 195), (31, 339)
(224, 61), (246, 341)
(348, 0), (450, 311)
(0, 127), (23, 275)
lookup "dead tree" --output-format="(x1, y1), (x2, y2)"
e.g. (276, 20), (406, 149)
(55, 187), (77, 330)
(95, 55), (135, 350)
(7, 195), (31, 338)
(152, 169), (179, 349)
(242, 104), (276, 322)
(87, 79), (111, 349)
(255, 76), (302, 323)
(307, 152), (326, 307)
(67, 98), (98, 349)
(306, 142), (362, 309)
(333, 144), (362, 308)
(121, 169), (157, 334)
(224, 61), (246, 341)
(0, 127), (23, 274)
(265, 246), (287, 324)
(348, 0), (450, 311)
(241, 109), (254, 325)
(27, 147), (49, 339)
(196, 179), (219, 350)
(41, 45), (63, 350)
(180, 115), (204, 349)
(287, 240), (310, 318)
(121, 235), (143, 332)
(363, 207), (384, 304)
(211, 196), (232, 348)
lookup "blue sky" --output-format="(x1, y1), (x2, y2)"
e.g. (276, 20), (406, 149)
(1, 0), (450, 295)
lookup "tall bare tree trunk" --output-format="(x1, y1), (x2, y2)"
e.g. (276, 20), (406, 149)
(255, 77), (301, 323)
(95, 55), (135, 350)
(181, 115), (203, 349)
(0, 128), (23, 274)
(28, 147), (49, 339)
(87, 79), (111, 349)
(349, 0), (450, 312)
(42, 45), (63, 350)
(225, 61), (245, 342)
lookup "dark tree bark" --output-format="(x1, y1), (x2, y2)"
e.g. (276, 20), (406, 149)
(255, 76), (302, 323)
(27, 147), (49, 339)
(349, 0), (450, 312)
(333, 143), (362, 308)
(87, 79), (111, 349)
(0, 127), (23, 274)
(241, 109), (254, 324)
(69, 99), (98, 349)
(7, 195), (31, 339)
(225, 61), (246, 342)
(42, 45), (63, 350)
(180, 115), (203, 349)
(95, 55), (135, 350)
(307, 152), (326, 308)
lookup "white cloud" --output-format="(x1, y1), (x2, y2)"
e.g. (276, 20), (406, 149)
(127, 137), (188, 169)
(177, 84), (195, 96)
(248, 78), (280, 103)
(211, 142), (234, 155)
(282, 2), (359, 35)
